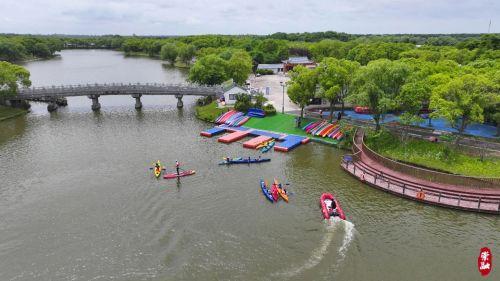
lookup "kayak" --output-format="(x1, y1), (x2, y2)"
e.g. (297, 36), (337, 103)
(320, 193), (346, 220)
(270, 183), (279, 202)
(163, 170), (196, 179)
(261, 141), (275, 153)
(154, 166), (162, 178)
(260, 180), (274, 203)
(219, 157), (271, 165)
(256, 140), (272, 149)
(152, 160), (164, 178)
(274, 179), (289, 202)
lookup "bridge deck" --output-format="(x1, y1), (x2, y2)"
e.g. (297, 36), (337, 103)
(13, 83), (223, 99)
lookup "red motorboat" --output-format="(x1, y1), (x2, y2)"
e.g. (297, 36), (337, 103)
(320, 193), (346, 220)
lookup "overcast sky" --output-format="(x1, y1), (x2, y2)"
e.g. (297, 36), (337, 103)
(1, 0), (498, 35)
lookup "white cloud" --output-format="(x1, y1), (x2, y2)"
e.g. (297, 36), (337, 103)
(0, 0), (498, 35)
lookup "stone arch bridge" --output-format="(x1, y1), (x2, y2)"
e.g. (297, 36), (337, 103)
(12, 83), (223, 112)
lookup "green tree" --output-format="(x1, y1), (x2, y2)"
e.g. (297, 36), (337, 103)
(178, 44), (196, 65)
(0, 61), (31, 97)
(32, 43), (52, 58)
(227, 50), (252, 85)
(317, 58), (360, 121)
(349, 59), (410, 130)
(0, 41), (27, 62)
(287, 65), (318, 118)
(430, 74), (496, 143)
(188, 54), (228, 85)
(160, 43), (178, 65)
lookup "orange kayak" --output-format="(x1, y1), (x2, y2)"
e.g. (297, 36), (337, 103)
(274, 178), (289, 203)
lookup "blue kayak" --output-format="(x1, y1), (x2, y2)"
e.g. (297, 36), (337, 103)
(260, 180), (274, 203)
(219, 157), (271, 165)
(261, 141), (275, 153)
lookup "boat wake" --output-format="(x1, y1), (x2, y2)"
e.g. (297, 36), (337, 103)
(274, 217), (355, 278)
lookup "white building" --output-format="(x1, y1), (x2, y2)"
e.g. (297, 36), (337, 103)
(256, 63), (284, 74)
(222, 85), (250, 105)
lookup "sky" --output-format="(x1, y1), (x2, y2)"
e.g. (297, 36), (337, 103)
(0, 0), (499, 35)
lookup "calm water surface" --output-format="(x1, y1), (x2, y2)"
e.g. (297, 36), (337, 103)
(0, 50), (497, 281)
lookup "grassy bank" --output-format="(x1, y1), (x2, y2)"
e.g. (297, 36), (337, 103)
(244, 113), (342, 145)
(195, 101), (228, 122)
(0, 106), (27, 121)
(365, 130), (500, 177)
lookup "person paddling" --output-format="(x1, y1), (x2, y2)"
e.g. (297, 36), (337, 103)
(175, 160), (180, 175)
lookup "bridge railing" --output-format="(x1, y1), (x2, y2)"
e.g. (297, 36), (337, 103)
(17, 83), (223, 97)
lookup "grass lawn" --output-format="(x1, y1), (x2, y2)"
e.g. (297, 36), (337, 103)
(365, 130), (500, 177)
(195, 101), (229, 122)
(0, 106), (27, 121)
(244, 113), (338, 144)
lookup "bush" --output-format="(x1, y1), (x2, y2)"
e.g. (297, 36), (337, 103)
(253, 94), (267, 109)
(263, 104), (276, 115)
(256, 69), (274, 75)
(234, 94), (252, 113)
(196, 95), (213, 106)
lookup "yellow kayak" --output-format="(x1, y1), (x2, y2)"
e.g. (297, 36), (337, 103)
(274, 178), (289, 203)
(256, 139), (274, 149)
(153, 161), (163, 178)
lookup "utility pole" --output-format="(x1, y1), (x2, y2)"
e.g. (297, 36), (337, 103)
(280, 81), (285, 114)
(488, 20), (491, 33)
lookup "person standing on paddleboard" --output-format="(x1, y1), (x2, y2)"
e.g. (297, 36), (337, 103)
(175, 160), (180, 175)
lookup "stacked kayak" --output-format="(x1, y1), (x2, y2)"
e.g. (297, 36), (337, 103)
(216, 110), (237, 124)
(261, 141), (275, 153)
(302, 120), (344, 140)
(320, 193), (346, 220)
(260, 180), (275, 202)
(219, 157), (271, 165)
(164, 170), (196, 179)
(227, 115), (250, 126)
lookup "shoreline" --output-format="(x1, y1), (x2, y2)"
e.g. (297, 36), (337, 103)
(0, 106), (28, 121)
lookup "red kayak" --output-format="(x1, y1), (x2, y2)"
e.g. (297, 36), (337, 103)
(320, 193), (346, 220)
(163, 170), (196, 179)
(271, 183), (279, 202)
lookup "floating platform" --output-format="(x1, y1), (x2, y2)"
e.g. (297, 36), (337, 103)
(218, 130), (251, 143)
(243, 136), (273, 149)
(274, 135), (306, 152)
(202, 126), (309, 152)
(200, 127), (226, 137)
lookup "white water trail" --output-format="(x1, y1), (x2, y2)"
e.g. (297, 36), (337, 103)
(275, 217), (354, 278)
(336, 219), (355, 264)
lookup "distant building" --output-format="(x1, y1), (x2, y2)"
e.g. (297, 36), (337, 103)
(282, 57), (316, 72)
(256, 63), (284, 74)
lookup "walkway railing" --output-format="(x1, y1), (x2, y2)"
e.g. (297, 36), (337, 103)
(353, 128), (500, 189)
(341, 157), (500, 214)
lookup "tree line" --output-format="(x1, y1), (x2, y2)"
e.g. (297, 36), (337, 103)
(287, 57), (499, 140)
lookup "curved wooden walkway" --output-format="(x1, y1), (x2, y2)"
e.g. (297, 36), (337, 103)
(341, 130), (500, 214)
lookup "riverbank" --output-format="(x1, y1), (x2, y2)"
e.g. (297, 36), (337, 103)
(124, 52), (191, 68)
(195, 101), (228, 122)
(0, 106), (27, 121)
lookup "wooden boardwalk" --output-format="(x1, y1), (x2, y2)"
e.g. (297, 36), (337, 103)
(341, 130), (500, 214)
